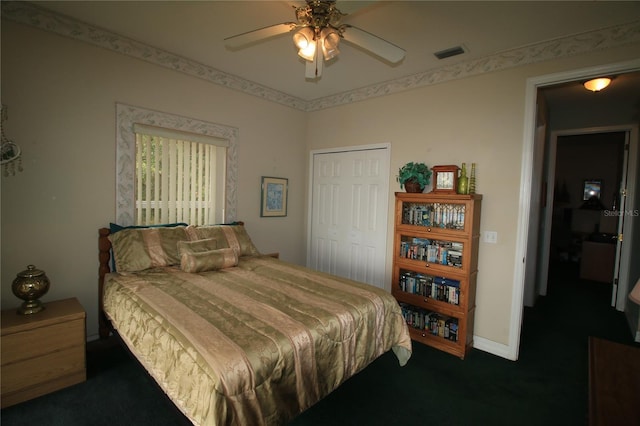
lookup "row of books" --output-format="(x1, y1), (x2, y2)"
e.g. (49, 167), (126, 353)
(398, 271), (460, 305)
(399, 303), (459, 342)
(402, 203), (466, 230)
(399, 238), (463, 267)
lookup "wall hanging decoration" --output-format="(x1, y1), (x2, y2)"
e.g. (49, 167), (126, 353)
(583, 179), (602, 200)
(12, 265), (50, 315)
(1, 105), (23, 177)
(261, 176), (288, 217)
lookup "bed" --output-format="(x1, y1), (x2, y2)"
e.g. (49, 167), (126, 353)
(98, 222), (412, 426)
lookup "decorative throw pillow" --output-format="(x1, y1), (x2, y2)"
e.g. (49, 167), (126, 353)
(180, 248), (239, 273)
(177, 238), (218, 256)
(108, 222), (189, 271)
(109, 226), (188, 272)
(185, 224), (260, 257)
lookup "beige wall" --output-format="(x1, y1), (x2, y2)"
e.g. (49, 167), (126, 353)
(305, 70), (524, 344)
(305, 47), (640, 346)
(1, 21), (307, 339)
(2, 19), (639, 350)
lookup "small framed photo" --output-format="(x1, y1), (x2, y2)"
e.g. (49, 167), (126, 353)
(261, 177), (288, 217)
(583, 180), (602, 200)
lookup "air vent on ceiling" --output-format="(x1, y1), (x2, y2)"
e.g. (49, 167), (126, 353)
(434, 46), (466, 60)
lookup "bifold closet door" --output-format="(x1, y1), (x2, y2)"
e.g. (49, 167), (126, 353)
(309, 146), (390, 289)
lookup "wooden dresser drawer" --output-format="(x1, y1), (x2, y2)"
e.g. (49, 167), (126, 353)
(1, 345), (85, 394)
(1, 319), (84, 365)
(0, 298), (86, 408)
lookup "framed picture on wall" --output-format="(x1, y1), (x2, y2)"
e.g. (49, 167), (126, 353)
(261, 177), (288, 217)
(583, 179), (602, 200)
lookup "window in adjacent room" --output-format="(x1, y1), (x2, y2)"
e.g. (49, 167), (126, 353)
(133, 124), (227, 226)
(116, 103), (238, 227)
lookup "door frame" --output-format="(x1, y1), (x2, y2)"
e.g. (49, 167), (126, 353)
(306, 143), (392, 280)
(538, 127), (635, 304)
(511, 58), (640, 360)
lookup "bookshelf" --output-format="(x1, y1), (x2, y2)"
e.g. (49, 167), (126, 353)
(392, 192), (482, 359)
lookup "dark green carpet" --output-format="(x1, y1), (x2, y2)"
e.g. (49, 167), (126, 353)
(2, 262), (637, 425)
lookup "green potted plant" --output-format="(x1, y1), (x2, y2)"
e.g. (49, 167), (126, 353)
(397, 162), (432, 193)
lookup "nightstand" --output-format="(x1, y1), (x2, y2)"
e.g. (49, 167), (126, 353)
(1, 297), (86, 408)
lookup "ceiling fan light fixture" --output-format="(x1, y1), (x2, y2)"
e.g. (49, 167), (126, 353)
(320, 27), (340, 60)
(583, 77), (611, 92)
(293, 27), (314, 49)
(298, 40), (317, 61)
(293, 27), (317, 61)
(322, 41), (340, 60)
(226, 0), (406, 78)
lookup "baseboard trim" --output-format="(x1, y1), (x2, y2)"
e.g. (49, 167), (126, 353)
(473, 336), (518, 361)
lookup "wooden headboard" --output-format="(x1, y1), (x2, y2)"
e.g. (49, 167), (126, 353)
(98, 227), (112, 339)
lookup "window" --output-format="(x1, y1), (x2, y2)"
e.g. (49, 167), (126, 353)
(134, 124), (227, 225)
(116, 103), (238, 227)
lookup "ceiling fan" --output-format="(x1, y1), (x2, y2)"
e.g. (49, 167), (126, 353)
(224, 0), (405, 79)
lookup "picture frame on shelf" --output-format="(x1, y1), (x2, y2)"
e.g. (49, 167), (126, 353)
(261, 176), (288, 217)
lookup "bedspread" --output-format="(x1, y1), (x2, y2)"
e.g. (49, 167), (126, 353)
(103, 255), (411, 426)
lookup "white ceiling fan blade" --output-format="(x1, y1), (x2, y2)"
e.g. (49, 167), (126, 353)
(224, 23), (296, 49)
(341, 25), (405, 63)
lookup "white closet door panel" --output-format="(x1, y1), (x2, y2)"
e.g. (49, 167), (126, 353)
(309, 147), (389, 288)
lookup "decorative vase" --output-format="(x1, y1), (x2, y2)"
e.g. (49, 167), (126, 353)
(469, 163), (476, 194)
(12, 265), (50, 315)
(457, 163), (469, 195)
(404, 179), (423, 193)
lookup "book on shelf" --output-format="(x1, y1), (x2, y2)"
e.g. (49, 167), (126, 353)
(398, 302), (459, 342)
(446, 318), (458, 341)
(399, 271), (460, 305)
(402, 203), (466, 229)
(400, 238), (464, 268)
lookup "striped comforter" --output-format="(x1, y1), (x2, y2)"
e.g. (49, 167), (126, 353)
(103, 255), (411, 426)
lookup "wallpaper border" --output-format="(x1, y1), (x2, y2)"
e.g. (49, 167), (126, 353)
(2, 1), (307, 111)
(3, 1), (640, 112)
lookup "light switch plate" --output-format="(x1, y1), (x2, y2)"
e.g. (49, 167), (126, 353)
(483, 231), (498, 244)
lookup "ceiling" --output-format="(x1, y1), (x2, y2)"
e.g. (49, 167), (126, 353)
(27, 0), (640, 104)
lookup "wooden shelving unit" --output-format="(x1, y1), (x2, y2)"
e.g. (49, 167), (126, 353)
(392, 192), (482, 359)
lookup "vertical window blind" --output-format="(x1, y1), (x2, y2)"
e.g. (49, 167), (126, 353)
(133, 123), (227, 226)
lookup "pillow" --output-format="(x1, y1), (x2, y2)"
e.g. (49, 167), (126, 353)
(180, 248), (239, 273)
(108, 222), (189, 271)
(185, 224), (260, 257)
(177, 238), (218, 256)
(109, 226), (188, 272)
